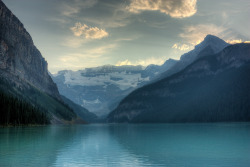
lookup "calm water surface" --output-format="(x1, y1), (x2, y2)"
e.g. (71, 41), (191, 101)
(0, 123), (250, 167)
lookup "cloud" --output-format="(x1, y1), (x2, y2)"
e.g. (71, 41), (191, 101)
(226, 39), (250, 44)
(116, 57), (166, 67)
(127, 0), (197, 18)
(115, 60), (133, 66)
(86, 44), (116, 56)
(179, 24), (227, 45)
(64, 44), (116, 59)
(71, 22), (109, 39)
(61, 0), (98, 17)
(172, 24), (250, 53)
(56, 44), (116, 71)
(61, 4), (79, 17)
(178, 24), (250, 45)
(80, 2), (132, 28)
(172, 43), (191, 51)
(62, 37), (86, 48)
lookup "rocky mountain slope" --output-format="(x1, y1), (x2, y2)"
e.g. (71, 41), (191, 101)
(107, 43), (250, 123)
(52, 60), (177, 116)
(0, 1), (61, 100)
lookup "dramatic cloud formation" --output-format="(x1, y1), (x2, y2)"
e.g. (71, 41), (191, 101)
(71, 22), (109, 39)
(127, 0), (197, 18)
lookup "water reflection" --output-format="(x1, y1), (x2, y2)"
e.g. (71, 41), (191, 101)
(53, 125), (148, 167)
(1, 123), (250, 167)
(109, 123), (250, 166)
(0, 126), (78, 166)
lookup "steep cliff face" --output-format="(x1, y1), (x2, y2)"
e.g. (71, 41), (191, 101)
(0, 1), (60, 100)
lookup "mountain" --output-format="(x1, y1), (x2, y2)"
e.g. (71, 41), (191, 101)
(52, 61), (177, 116)
(0, 1), (81, 125)
(107, 43), (250, 123)
(61, 95), (98, 123)
(143, 59), (178, 78)
(0, 1), (61, 100)
(158, 35), (229, 80)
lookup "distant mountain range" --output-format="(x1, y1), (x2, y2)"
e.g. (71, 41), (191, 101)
(52, 59), (177, 116)
(107, 41), (250, 123)
(0, 1), (95, 125)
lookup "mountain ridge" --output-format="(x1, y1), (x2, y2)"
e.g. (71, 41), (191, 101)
(52, 60), (177, 116)
(107, 43), (250, 123)
(158, 34), (229, 80)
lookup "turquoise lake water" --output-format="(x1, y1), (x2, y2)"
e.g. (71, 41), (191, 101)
(0, 123), (250, 167)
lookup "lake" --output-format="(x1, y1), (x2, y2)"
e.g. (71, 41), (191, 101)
(0, 123), (250, 167)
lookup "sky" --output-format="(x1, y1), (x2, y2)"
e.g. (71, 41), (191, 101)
(2, 0), (250, 73)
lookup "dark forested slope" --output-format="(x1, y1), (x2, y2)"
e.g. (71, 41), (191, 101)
(108, 43), (250, 123)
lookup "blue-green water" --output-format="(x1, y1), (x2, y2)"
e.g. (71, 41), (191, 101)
(0, 123), (250, 167)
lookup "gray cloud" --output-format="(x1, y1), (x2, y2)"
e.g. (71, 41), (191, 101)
(60, 0), (98, 17)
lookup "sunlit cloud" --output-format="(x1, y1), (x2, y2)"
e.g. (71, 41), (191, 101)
(226, 39), (250, 44)
(172, 43), (191, 51)
(177, 24), (250, 46)
(71, 22), (109, 39)
(179, 24), (226, 45)
(172, 23), (250, 54)
(116, 59), (133, 66)
(55, 44), (116, 71)
(127, 0), (197, 18)
(116, 57), (167, 67)
(137, 57), (166, 66)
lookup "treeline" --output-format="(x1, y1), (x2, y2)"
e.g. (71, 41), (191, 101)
(0, 91), (50, 126)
